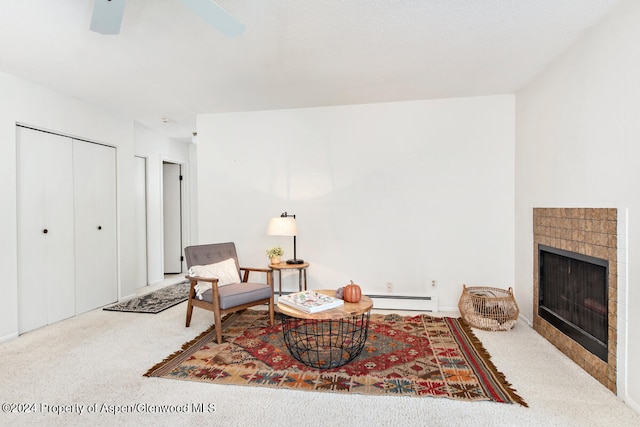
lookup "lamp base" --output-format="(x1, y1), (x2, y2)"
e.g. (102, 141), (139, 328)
(286, 259), (305, 265)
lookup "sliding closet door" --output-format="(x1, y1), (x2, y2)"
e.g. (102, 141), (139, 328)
(73, 140), (118, 313)
(17, 127), (76, 333)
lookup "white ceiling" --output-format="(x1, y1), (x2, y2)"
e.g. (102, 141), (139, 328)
(0, 0), (624, 140)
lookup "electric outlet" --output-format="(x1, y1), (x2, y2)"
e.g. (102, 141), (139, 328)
(386, 282), (393, 292)
(431, 279), (437, 288)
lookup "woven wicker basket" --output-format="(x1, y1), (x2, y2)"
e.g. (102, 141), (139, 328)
(458, 284), (519, 331)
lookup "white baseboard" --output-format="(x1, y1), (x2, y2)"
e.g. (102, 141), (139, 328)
(0, 332), (19, 344)
(369, 294), (438, 312)
(519, 314), (533, 327)
(624, 395), (640, 415)
(118, 293), (137, 302)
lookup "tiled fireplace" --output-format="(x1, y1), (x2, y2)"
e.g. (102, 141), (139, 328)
(533, 208), (626, 393)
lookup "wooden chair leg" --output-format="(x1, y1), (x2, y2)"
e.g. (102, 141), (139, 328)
(213, 305), (223, 344)
(185, 280), (196, 327)
(185, 300), (194, 327)
(268, 297), (275, 325)
(267, 271), (275, 325)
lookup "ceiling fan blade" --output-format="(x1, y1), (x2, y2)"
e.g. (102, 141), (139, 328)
(178, 0), (245, 37)
(90, 0), (126, 35)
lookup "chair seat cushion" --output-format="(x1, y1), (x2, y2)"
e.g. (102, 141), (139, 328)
(199, 282), (272, 309)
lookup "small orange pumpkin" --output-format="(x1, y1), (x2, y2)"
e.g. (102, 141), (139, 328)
(343, 280), (362, 303)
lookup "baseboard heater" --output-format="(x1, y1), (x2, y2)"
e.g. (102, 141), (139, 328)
(368, 294), (438, 312)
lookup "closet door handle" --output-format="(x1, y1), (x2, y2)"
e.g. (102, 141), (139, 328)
(97, 226), (102, 230)
(43, 229), (48, 234)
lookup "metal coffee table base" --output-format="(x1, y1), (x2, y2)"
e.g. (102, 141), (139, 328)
(281, 312), (370, 369)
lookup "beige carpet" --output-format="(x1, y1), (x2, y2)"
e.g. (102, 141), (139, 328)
(0, 284), (638, 426)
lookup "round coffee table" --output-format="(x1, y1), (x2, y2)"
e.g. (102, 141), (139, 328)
(277, 290), (373, 369)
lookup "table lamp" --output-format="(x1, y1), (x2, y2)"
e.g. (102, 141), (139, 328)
(267, 212), (304, 264)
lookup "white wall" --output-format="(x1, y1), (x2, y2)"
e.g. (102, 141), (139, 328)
(0, 71), (136, 341)
(196, 95), (515, 310)
(134, 124), (196, 285)
(515, 0), (640, 410)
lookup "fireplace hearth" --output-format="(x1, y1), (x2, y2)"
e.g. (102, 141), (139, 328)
(538, 245), (608, 362)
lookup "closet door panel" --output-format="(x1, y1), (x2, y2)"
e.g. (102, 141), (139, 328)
(73, 140), (118, 313)
(17, 127), (75, 333)
(93, 143), (118, 306)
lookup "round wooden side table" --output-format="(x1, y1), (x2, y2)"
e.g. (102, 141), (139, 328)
(269, 262), (309, 295)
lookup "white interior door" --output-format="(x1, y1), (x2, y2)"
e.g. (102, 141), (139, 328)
(73, 140), (118, 313)
(163, 162), (183, 274)
(134, 156), (148, 287)
(17, 127), (75, 333)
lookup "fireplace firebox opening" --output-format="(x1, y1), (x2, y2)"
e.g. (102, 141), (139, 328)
(538, 244), (608, 362)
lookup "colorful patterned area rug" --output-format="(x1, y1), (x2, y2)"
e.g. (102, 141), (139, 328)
(145, 310), (527, 406)
(104, 281), (189, 314)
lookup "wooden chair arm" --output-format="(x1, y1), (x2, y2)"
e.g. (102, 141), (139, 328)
(185, 275), (220, 284)
(240, 267), (272, 273)
(238, 267), (274, 286)
(185, 275), (221, 302)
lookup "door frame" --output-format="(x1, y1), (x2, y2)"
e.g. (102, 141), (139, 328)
(134, 155), (149, 286)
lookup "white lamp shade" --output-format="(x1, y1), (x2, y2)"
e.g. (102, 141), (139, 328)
(267, 217), (297, 236)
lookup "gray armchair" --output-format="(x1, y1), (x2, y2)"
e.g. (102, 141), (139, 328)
(184, 242), (274, 343)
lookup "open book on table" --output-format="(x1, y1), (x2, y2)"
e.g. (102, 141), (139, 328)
(278, 290), (344, 313)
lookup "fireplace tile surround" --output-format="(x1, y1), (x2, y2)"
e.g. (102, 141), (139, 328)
(533, 208), (626, 393)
